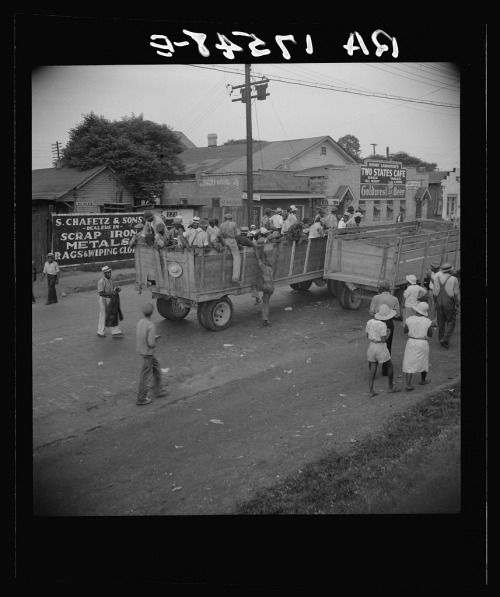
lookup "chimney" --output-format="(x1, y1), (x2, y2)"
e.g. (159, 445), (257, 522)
(281, 158), (291, 171)
(208, 133), (217, 147)
(386, 147), (390, 159)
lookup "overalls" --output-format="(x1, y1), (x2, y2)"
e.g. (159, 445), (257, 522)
(435, 274), (457, 346)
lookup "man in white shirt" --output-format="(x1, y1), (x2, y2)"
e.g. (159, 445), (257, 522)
(337, 213), (350, 229)
(183, 217), (209, 248)
(287, 206), (298, 226)
(40, 253), (60, 305)
(280, 211), (292, 235)
(308, 218), (325, 238)
(324, 207), (338, 230)
(269, 208), (284, 232)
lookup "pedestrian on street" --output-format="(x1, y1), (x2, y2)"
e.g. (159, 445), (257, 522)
(32, 260), (37, 303)
(40, 253), (59, 305)
(251, 246), (275, 327)
(217, 213), (241, 284)
(402, 301), (433, 390)
(432, 262), (460, 349)
(365, 304), (401, 396)
(403, 274), (427, 322)
(136, 302), (167, 405)
(369, 280), (400, 376)
(423, 261), (441, 327)
(97, 265), (124, 338)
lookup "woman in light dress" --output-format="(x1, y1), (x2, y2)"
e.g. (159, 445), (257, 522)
(402, 301), (433, 391)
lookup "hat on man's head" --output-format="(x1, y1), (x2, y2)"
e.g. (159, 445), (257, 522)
(102, 266), (112, 273)
(430, 261), (440, 269)
(143, 210), (154, 221)
(192, 216), (200, 223)
(240, 226), (249, 232)
(347, 205), (355, 212)
(440, 262), (453, 273)
(406, 274), (417, 285)
(141, 303), (154, 316)
(134, 222), (144, 229)
(378, 280), (391, 291)
(173, 216), (183, 223)
(223, 213), (233, 219)
(289, 205), (297, 211)
(375, 304), (397, 320)
(250, 224), (257, 229)
(413, 302), (429, 316)
(331, 206), (338, 212)
(264, 208), (272, 214)
(343, 212), (350, 217)
(275, 207), (283, 213)
(46, 252), (54, 257)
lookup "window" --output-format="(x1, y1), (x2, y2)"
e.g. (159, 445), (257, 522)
(180, 198), (188, 206)
(446, 195), (457, 217)
(386, 200), (393, 220)
(456, 176), (460, 182)
(373, 200), (381, 221)
(212, 197), (220, 208)
(435, 197), (443, 216)
(321, 146), (327, 155)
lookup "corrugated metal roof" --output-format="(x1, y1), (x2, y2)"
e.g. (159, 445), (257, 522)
(178, 142), (270, 174)
(428, 171), (449, 184)
(32, 165), (108, 201)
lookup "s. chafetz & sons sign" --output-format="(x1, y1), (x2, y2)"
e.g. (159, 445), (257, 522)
(360, 161), (406, 198)
(52, 212), (144, 266)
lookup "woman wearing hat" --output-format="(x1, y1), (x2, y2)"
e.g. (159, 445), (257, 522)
(402, 274), (427, 323)
(365, 304), (401, 396)
(402, 301), (433, 390)
(432, 262), (460, 349)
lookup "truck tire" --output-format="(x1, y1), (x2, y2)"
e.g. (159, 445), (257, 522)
(290, 280), (313, 291)
(327, 279), (340, 298)
(156, 297), (191, 320)
(202, 297), (234, 331)
(196, 302), (208, 327)
(338, 282), (363, 310)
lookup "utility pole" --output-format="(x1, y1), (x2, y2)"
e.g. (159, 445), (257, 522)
(370, 143), (377, 157)
(51, 141), (62, 165)
(231, 66), (269, 227)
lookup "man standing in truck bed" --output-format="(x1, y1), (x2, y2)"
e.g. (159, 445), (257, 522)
(217, 213), (241, 284)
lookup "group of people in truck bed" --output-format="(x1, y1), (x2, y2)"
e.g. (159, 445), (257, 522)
(128, 204), (364, 254)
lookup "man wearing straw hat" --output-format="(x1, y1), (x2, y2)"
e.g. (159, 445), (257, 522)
(402, 274), (427, 323)
(97, 265), (124, 338)
(432, 262), (460, 349)
(365, 304), (402, 397)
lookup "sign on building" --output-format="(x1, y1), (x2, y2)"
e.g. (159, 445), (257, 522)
(51, 212), (144, 266)
(360, 161), (406, 199)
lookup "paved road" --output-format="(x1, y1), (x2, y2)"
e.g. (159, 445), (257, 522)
(31, 282), (460, 515)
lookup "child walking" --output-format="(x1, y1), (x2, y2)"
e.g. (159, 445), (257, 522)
(366, 305), (401, 396)
(136, 303), (167, 405)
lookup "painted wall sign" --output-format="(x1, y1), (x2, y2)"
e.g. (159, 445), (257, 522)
(360, 184), (406, 198)
(198, 176), (241, 187)
(51, 212), (143, 266)
(360, 161), (406, 185)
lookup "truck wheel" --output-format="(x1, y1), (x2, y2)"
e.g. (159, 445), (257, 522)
(202, 297), (234, 331)
(156, 297), (191, 320)
(338, 283), (363, 310)
(327, 279), (340, 298)
(290, 280), (313, 291)
(196, 302), (208, 327)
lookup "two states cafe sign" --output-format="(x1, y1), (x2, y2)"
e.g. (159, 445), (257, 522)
(51, 212), (144, 266)
(360, 161), (406, 199)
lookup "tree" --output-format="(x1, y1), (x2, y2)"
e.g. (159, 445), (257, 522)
(61, 112), (185, 201)
(337, 134), (362, 160)
(388, 151), (437, 172)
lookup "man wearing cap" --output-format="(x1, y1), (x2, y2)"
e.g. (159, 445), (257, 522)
(365, 304), (401, 396)
(235, 226), (254, 247)
(183, 216), (209, 249)
(135, 302), (167, 405)
(403, 274), (427, 323)
(40, 253), (60, 305)
(165, 216), (186, 247)
(129, 222), (146, 248)
(217, 213), (241, 283)
(269, 208), (284, 233)
(432, 262), (460, 349)
(142, 210), (164, 237)
(402, 301), (433, 390)
(97, 266), (124, 338)
(369, 280), (401, 376)
(324, 207), (338, 230)
(287, 206), (298, 226)
(337, 213), (350, 229)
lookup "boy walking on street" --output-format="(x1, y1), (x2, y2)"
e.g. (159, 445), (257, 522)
(366, 305), (401, 396)
(136, 303), (167, 405)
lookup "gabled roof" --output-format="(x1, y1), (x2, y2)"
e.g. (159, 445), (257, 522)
(214, 136), (357, 173)
(32, 165), (126, 201)
(414, 187), (431, 201)
(333, 185), (354, 200)
(173, 131), (197, 150)
(178, 141), (271, 175)
(428, 171), (449, 184)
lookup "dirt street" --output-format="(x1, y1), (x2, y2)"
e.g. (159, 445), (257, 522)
(31, 281), (460, 515)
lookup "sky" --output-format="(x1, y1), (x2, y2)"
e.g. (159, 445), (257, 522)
(31, 62), (460, 171)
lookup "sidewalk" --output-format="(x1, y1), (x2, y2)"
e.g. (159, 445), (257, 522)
(32, 267), (137, 301)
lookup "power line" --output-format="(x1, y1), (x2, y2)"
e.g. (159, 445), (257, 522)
(187, 64), (459, 109)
